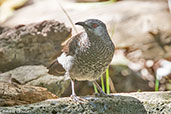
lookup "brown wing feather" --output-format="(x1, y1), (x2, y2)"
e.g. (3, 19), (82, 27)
(47, 32), (83, 76)
(62, 32), (83, 55)
(47, 59), (65, 76)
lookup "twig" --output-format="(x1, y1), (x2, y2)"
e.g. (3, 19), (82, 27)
(57, 1), (78, 33)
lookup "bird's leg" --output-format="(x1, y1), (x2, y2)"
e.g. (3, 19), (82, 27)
(70, 80), (86, 111)
(71, 79), (76, 98)
(93, 81), (108, 97)
(70, 79), (86, 102)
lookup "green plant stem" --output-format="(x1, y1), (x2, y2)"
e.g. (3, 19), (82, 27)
(106, 68), (110, 94)
(101, 75), (105, 93)
(155, 79), (159, 91)
(93, 83), (98, 93)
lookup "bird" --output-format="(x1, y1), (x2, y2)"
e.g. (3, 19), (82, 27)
(48, 19), (115, 101)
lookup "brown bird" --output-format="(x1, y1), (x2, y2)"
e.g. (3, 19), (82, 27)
(48, 19), (115, 101)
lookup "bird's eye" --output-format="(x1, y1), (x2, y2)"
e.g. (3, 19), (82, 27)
(92, 23), (98, 28)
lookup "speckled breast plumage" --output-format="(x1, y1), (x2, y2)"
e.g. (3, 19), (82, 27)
(69, 32), (114, 81)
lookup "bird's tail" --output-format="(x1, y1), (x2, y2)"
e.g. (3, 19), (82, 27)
(47, 59), (66, 76)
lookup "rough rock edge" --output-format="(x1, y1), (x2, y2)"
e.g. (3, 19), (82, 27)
(0, 65), (70, 96)
(0, 20), (71, 72)
(0, 82), (57, 107)
(0, 91), (170, 114)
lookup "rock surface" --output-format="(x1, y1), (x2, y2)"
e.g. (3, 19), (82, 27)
(0, 91), (170, 114)
(0, 20), (71, 72)
(0, 82), (57, 107)
(0, 65), (70, 96)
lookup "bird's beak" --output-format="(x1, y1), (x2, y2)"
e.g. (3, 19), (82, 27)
(75, 22), (86, 26)
(75, 22), (91, 29)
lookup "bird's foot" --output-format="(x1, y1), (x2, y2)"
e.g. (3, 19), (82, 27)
(70, 95), (87, 103)
(93, 81), (113, 97)
(70, 95), (87, 111)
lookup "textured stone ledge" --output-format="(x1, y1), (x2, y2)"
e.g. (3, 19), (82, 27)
(0, 91), (170, 114)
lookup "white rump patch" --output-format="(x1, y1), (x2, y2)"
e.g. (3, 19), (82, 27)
(57, 52), (74, 71)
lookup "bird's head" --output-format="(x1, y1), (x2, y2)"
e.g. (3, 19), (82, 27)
(75, 19), (108, 37)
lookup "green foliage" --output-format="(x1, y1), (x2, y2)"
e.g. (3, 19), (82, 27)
(137, 89), (141, 92)
(110, 0), (116, 2)
(93, 83), (98, 93)
(101, 74), (105, 93)
(93, 67), (110, 94)
(106, 68), (110, 94)
(155, 79), (159, 91)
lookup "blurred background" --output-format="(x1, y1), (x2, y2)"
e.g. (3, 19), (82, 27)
(0, 0), (170, 98)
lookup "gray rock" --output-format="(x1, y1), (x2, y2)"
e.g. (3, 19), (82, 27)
(0, 20), (71, 72)
(0, 91), (170, 114)
(0, 65), (70, 96)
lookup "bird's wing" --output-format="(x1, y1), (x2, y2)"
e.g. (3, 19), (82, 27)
(47, 32), (83, 76)
(62, 32), (83, 55)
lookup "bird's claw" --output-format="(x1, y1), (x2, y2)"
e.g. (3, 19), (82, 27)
(70, 95), (87, 111)
(70, 95), (87, 103)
